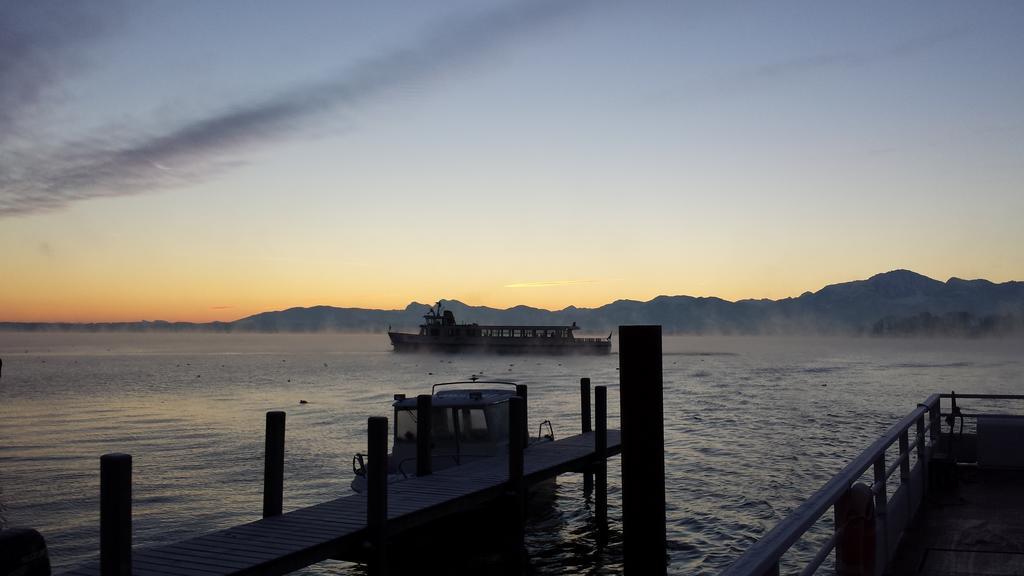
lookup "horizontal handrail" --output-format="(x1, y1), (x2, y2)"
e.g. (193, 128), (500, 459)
(882, 449), (911, 481)
(721, 394), (940, 576)
(940, 393), (1024, 400)
(943, 412), (1024, 419)
(798, 530), (839, 576)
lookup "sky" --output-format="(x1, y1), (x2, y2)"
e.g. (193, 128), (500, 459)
(2, 0), (1023, 322)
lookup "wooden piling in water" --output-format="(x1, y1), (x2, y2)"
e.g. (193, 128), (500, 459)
(262, 411), (285, 518)
(507, 395), (526, 561)
(515, 384), (529, 447)
(595, 384), (608, 540)
(367, 416), (388, 576)
(619, 325), (667, 575)
(582, 377), (594, 496)
(416, 395), (432, 477)
(581, 377), (592, 433)
(100, 453), (131, 576)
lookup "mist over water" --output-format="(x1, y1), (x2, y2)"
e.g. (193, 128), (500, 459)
(1, 333), (1021, 574)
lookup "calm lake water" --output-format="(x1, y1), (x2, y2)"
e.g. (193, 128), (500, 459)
(1, 333), (1021, 574)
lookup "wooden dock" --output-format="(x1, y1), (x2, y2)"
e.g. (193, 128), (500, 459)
(62, 430), (621, 576)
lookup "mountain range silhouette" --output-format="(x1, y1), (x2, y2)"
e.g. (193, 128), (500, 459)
(3, 270), (1022, 335)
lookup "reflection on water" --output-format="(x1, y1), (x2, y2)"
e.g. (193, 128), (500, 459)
(0, 333), (1021, 574)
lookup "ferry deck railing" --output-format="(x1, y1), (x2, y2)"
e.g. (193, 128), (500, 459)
(721, 393), (1024, 576)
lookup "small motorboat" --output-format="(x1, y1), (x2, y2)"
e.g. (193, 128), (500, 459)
(351, 381), (553, 492)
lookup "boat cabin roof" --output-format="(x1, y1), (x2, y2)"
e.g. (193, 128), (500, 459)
(392, 382), (519, 409)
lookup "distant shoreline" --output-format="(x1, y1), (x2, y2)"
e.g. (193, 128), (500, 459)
(3, 270), (1022, 337)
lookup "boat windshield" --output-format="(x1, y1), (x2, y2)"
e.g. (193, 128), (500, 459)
(393, 405), (509, 445)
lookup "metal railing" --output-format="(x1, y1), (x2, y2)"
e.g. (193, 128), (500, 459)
(722, 393), (1024, 575)
(722, 395), (940, 576)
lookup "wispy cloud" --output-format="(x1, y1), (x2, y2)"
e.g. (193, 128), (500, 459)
(505, 280), (599, 289)
(0, 2), (122, 145)
(209, 305), (233, 310)
(0, 0), (590, 217)
(718, 26), (969, 90)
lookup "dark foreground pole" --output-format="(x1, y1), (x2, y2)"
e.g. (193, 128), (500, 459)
(507, 396), (526, 561)
(367, 417), (389, 576)
(100, 453), (132, 576)
(619, 325), (667, 575)
(581, 377), (592, 433)
(263, 411), (286, 518)
(582, 377), (594, 496)
(595, 385), (608, 541)
(416, 395), (433, 477)
(515, 384), (529, 447)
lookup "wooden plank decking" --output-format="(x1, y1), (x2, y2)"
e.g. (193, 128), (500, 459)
(62, 430), (621, 576)
(889, 468), (1024, 575)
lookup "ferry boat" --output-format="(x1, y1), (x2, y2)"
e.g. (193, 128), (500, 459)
(350, 380), (554, 493)
(388, 301), (612, 354)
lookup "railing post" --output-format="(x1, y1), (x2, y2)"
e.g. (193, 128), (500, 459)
(416, 395), (432, 477)
(582, 377), (593, 497)
(507, 396), (526, 562)
(595, 385), (608, 542)
(262, 411), (286, 518)
(367, 417), (388, 576)
(873, 454), (888, 574)
(916, 416), (927, 497)
(100, 453), (131, 576)
(619, 325), (667, 575)
(515, 384), (529, 447)
(899, 429), (911, 520)
(929, 400), (941, 449)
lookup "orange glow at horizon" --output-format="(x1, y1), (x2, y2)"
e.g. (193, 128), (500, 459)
(6, 266), (1023, 324)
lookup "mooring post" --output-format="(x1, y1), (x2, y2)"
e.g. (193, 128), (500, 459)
(100, 453), (131, 576)
(263, 411), (286, 518)
(595, 384), (608, 540)
(508, 395), (526, 523)
(582, 377), (593, 496)
(581, 377), (592, 433)
(367, 416), (389, 576)
(515, 384), (529, 447)
(619, 325), (667, 575)
(505, 395), (527, 562)
(416, 395), (432, 477)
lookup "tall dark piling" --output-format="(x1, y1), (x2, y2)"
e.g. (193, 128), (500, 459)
(100, 453), (132, 576)
(416, 395), (433, 477)
(595, 384), (608, 539)
(507, 396), (526, 560)
(515, 384), (529, 446)
(582, 377), (593, 496)
(581, 377), (592, 433)
(619, 325), (667, 575)
(367, 417), (389, 576)
(263, 411), (286, 518)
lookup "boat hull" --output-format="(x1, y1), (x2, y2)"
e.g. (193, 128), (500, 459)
(388, 332), (611, 354)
